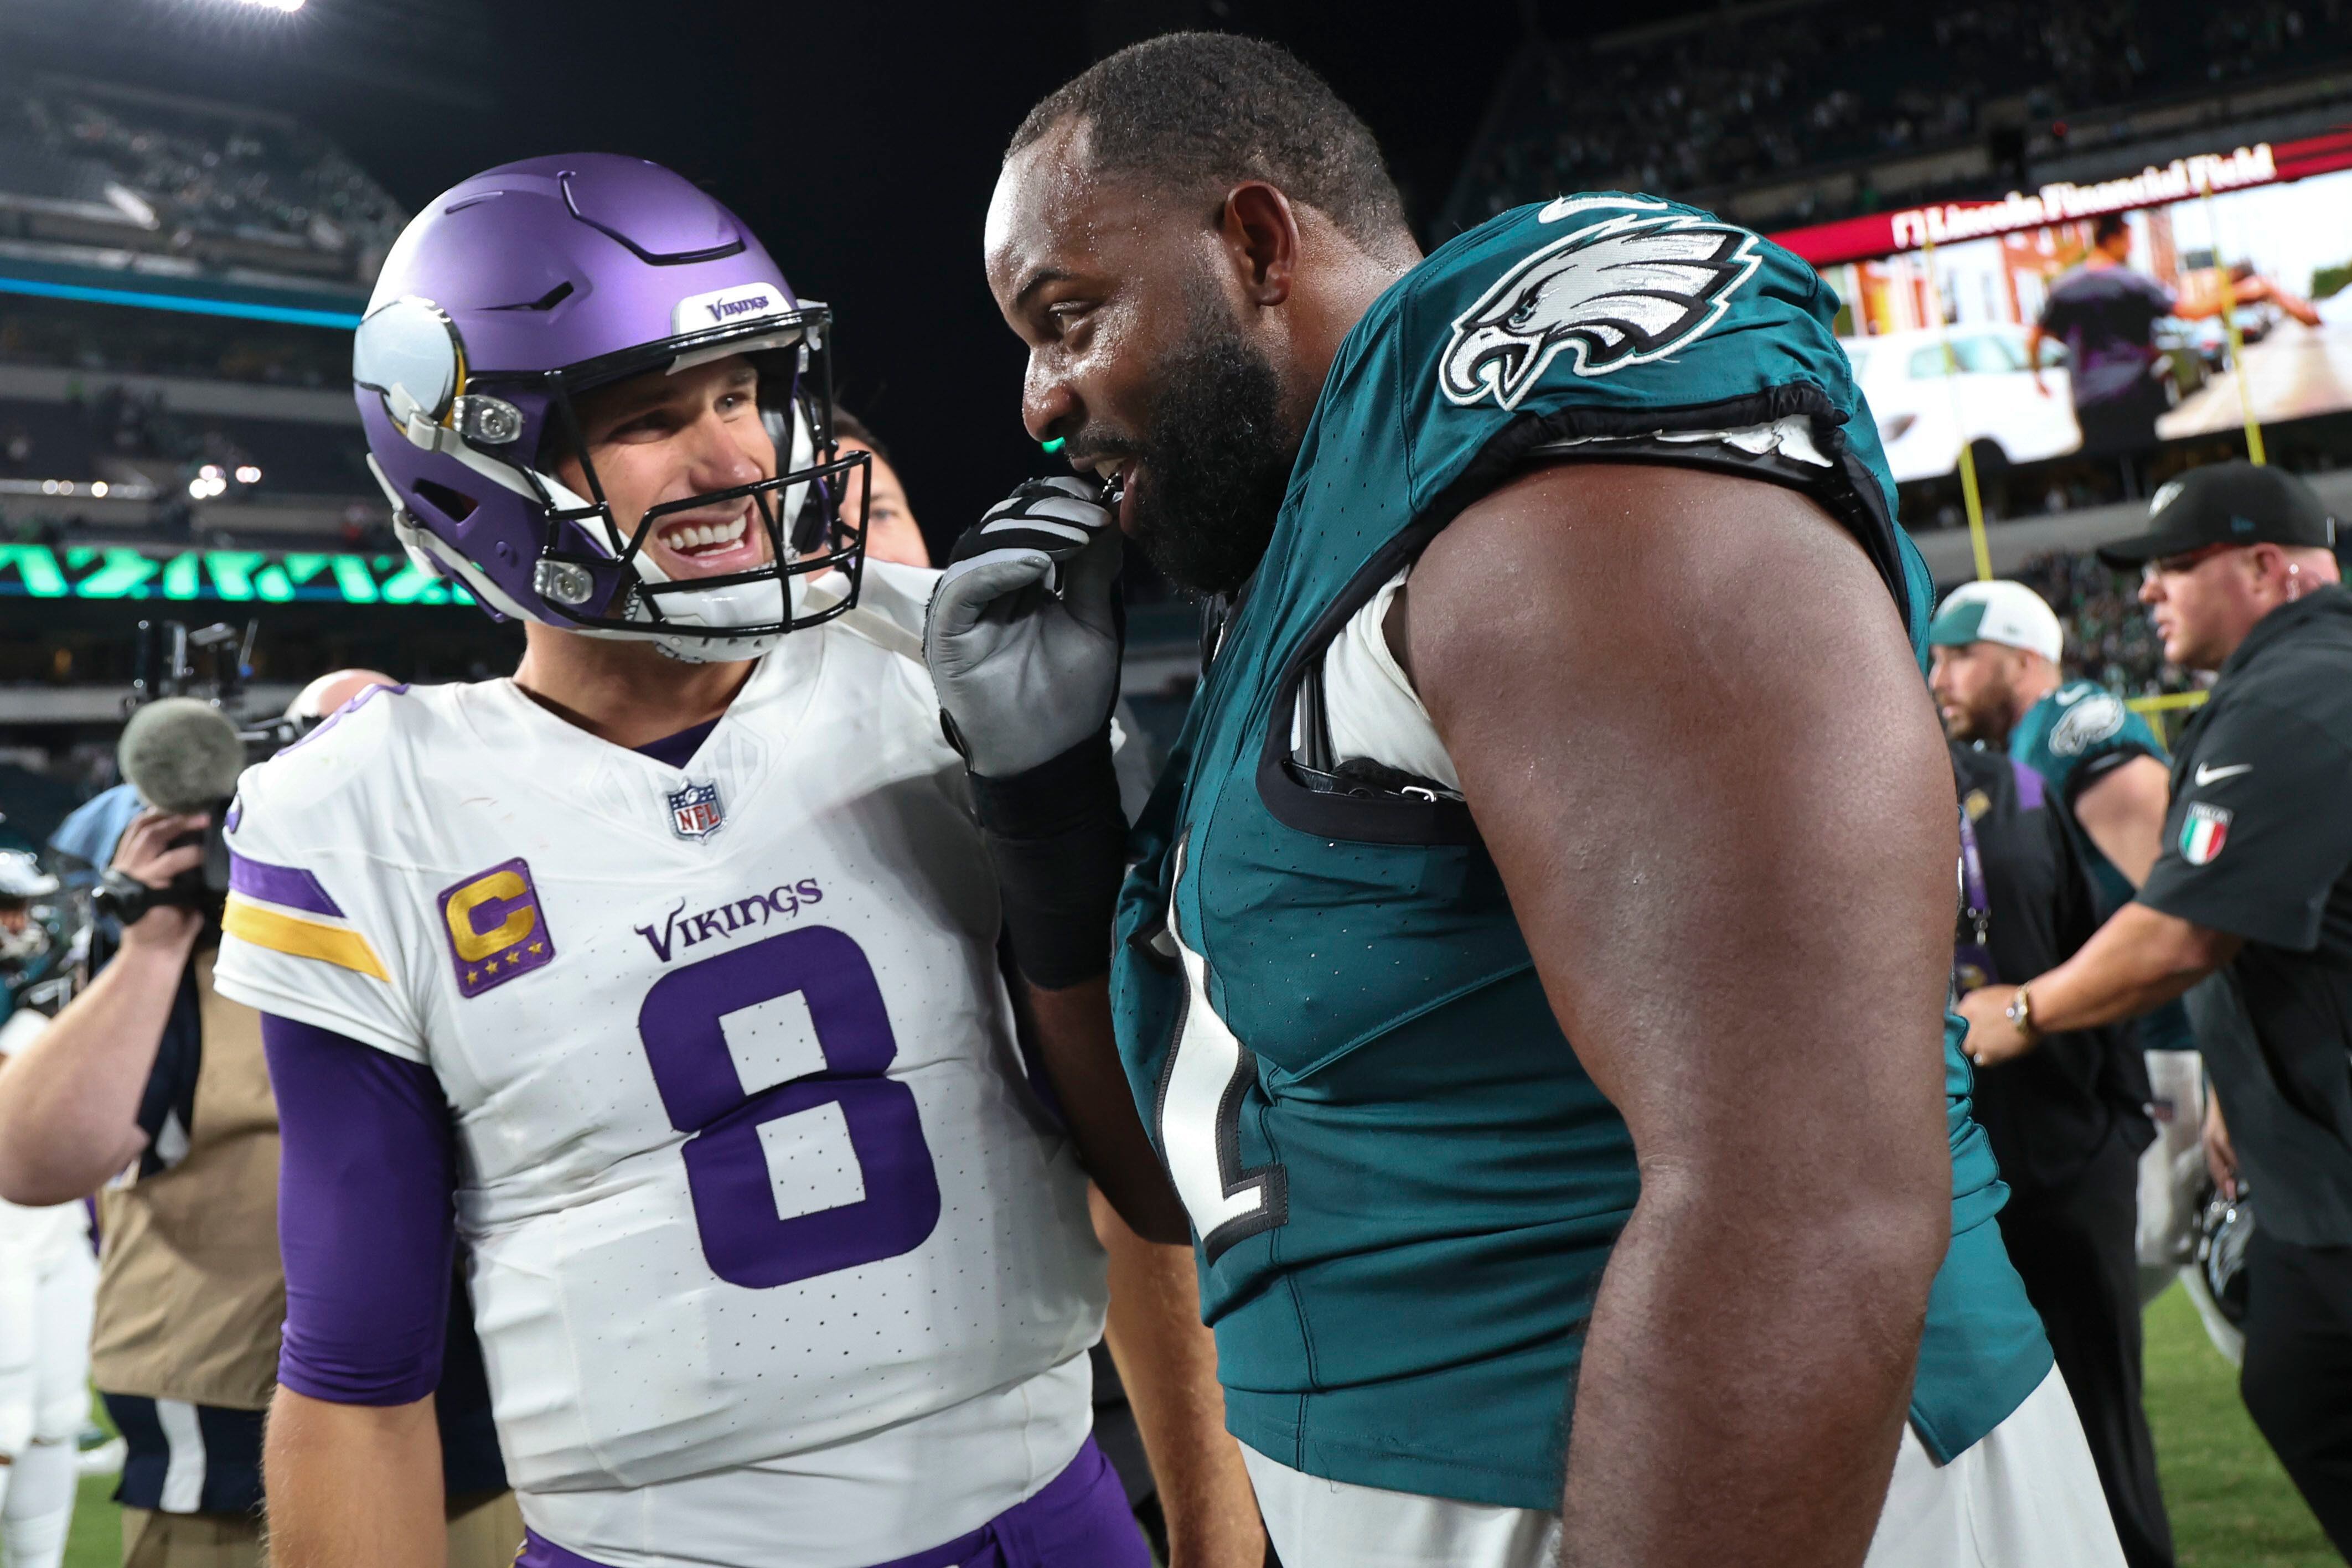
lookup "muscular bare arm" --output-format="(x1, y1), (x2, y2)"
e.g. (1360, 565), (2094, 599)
(1024, 978), (1190, 1244)
(1402, 463), (1954, 1567)
(264, 1388), (446, 1568)
(1091, 1187), (1265, 1568)
(2072, 753), (2170, 887)
(0, 810), (206, 1204)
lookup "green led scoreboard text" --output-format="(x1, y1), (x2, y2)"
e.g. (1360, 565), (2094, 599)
(0, 545), (475, 607)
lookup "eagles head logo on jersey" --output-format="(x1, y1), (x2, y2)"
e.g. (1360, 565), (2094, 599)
(2048, 690), (2127, 757)
(1440, 209), (1763, 411)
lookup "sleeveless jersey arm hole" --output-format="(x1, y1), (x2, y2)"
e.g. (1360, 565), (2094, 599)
(262, 1013), (456, 1406)
(1304, 428), (1877, 796)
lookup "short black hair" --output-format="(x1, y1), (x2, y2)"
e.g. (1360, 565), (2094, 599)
(1007, 32), (1410, 258)
(2093, 212), (2130, 247)
(830, 405), (889, 468)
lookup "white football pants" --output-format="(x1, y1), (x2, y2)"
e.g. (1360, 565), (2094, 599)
(0, 1206), (95, 1568)
(0, 1211), (96, 1460)
(1243, 1365), (2127, 1568)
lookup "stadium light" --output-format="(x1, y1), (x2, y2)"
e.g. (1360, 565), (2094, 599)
(222, 0), (307, 11)
(234, 465), (262, 485)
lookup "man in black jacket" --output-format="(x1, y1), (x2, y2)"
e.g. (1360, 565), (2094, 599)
(1952, 742), (2171, 1568)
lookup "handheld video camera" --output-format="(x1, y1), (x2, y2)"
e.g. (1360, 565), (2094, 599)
(95, 618), (281, 928)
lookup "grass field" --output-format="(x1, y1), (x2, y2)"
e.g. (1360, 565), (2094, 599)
(47, 1283), (2344, 1566)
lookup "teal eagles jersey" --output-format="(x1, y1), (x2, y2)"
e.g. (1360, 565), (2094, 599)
(2009, 680), (2164, 915)
(2009, 681), (2196, 1051)
(1108, 195), (2052, 1509)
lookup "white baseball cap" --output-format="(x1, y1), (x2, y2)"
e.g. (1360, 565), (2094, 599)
(1926, 581), (2064, 664)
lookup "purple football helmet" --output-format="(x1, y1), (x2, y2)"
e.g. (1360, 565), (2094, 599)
(353, 154), (868, 661)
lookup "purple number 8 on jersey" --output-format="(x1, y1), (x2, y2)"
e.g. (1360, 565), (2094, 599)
(638, 926), (942, 1290)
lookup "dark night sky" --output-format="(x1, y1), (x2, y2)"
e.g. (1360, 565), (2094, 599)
(3, 0), (1710, 546)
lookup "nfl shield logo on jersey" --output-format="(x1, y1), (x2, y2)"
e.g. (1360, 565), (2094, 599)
(2181, 801), (2232, 866)
(668, 780), (725, 841)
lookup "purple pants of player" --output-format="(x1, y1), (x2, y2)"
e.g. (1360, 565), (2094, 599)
(515, 1437), (1148, 1568)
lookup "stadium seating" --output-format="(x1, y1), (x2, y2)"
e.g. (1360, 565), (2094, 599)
(0, 71), (404, 284)
(2015, 547), (2193, 697)
(1447, 0), (2352, 234)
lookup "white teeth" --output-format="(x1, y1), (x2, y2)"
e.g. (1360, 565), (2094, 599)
(660, 515), (750, 553)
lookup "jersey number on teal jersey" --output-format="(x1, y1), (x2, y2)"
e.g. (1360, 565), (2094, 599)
(1154, 841), (1289, 1260)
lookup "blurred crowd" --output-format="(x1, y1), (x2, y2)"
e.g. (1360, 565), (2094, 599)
(1459, 0), (2350, 225)
(2018, 548), (2200, 697)
(0, 73), (405, 277)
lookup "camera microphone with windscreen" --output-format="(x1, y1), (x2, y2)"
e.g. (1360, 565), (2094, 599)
(118, 698), (246, 815)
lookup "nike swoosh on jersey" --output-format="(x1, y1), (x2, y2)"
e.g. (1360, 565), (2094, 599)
(2194, 762), (2253, 785)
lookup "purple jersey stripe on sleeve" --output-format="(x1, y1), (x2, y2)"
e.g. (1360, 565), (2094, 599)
(262, 1013), (456, 1406)
(228, 853), (345, 919)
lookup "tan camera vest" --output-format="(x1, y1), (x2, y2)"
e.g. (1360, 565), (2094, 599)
(89, 949), (284, 1410)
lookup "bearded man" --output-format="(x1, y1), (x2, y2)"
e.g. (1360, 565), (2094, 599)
(921, 30), (2127, 1568)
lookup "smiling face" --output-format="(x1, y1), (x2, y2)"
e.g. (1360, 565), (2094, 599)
(985, 120), (1296, 596)
(554, 355), (777, 582)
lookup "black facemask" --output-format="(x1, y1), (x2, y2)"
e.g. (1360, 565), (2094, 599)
(1121, 285), (1295, 598)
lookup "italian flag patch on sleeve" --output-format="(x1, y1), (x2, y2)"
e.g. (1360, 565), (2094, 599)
(2181, 802), (2233, 866)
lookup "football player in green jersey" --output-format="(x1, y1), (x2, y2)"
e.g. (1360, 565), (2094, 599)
(1929, 580), (2173, 907)
(926, 33), (2123, 1568)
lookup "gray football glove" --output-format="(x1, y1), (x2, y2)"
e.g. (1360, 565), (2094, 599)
(923, 477), (1123, 779)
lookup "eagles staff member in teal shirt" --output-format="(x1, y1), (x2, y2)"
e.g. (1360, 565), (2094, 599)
(927, 33), (2117, 1568)
(1958, 460), (2352, 1551)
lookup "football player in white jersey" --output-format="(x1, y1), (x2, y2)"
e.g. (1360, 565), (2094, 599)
(0, 854), (92, 1568)
(213, 156), (1256, 1568)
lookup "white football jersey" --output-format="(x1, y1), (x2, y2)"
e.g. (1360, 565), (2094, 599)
(211, 564), (1108, 1546)
(0, 1014), (89, 1263)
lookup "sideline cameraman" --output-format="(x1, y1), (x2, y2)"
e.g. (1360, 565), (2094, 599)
(0, 677), (518, 1568)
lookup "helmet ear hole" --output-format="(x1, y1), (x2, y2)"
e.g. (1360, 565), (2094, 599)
(413, 478), (479, 524)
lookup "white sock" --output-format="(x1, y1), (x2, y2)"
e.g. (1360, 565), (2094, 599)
(2, 1441), (71, 1568)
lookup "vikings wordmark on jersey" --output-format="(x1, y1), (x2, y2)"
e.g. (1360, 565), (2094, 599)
(212, 566), (1108, 1538)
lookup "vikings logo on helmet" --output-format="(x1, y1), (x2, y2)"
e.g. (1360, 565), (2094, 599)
(1440, 211), (1763, 411)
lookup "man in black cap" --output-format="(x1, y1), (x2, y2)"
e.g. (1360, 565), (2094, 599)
(1957, 459), (2352, 1552)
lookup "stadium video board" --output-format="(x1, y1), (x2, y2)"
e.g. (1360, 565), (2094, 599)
(1771, 132), (2352, 484)
(0, 544), (473, 606)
